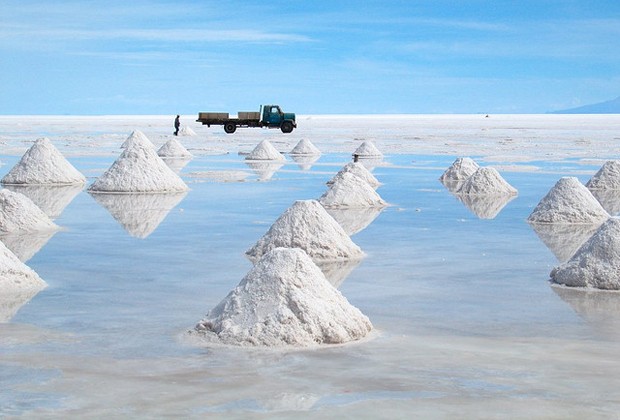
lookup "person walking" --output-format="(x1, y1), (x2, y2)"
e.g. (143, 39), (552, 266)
(174, 115), (180, 136)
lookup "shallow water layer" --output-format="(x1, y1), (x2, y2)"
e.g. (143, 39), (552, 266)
(1, 151), (620, 418)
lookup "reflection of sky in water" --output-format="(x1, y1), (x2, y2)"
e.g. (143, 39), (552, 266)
(1, 154), (620, 417)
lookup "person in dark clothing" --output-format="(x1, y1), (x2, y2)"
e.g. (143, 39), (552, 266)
(174, 115), (180, 136)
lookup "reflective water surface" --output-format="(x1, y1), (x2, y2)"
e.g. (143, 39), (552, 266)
(1, 152), (619, 418)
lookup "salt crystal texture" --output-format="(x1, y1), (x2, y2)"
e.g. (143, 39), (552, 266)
(319, 172), (387, 208)
(0, 239), (46, 295)
(0, 189), (59, 233)
(290, 139), (321, 156)
(327, 162), (381, 189)
(246, 200), (365, 262)
(528, 177), (609, 224)
(1, 138), (86, 185)
(88, 144), (189, 193)
(353, 141), (383, 158)
(246, 140), (286, 161)
(456, 167), (517, 195)
(439, 157), (480, 183)
(192, 247), (373, 347)
(551, 218), (620, 289)
(121, 130), (155, 150)
(586, 160), (620, 190)
(157, 138), (193, 158)
(178, 126), (197, 136)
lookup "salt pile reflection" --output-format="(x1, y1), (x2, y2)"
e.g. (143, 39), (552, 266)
(325, 206), (384, 236)
(528, 222), (600, 262)
(244, 161), (284, 181)
(89, 192), (187, 238)
(3, 184), (82, 219)
(0, 231), (57, 262)
(455, 193), (516, 219)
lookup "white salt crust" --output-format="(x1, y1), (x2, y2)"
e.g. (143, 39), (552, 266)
(586, 160), (620, 190)
(121, 130), (155, 150)
(456, 167), (518, 195)
(439, 157), (480, 183)
(157, 138), (193, 158)
(353, 141), (383, 158)
(0, 189), (59, 233)
(246, 140), (286, 161)
(319, 171), (387, 208)
(290, 138), (321, 155)
(327, 162), (381, 189)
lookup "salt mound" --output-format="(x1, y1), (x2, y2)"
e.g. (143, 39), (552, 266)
(456, 167), (517, 195)
(157, 138), (193, 158)
(121, 130), (155, 150)
(0, 189), (59, 233)
(246, 140), (286, 161)
(1, 137), (86, 185)
(319, 172), (387, 208)
(0, 239), (46, 295)
(246, 200), (364, 262)
(327, 162), (380, 189)
(353, 141), (383, 158)
(586, 160), (620, 190)
(290, 139), (321, 155)
(527, 177), (609, 224)
(88, 144), (189, 193)
(178, 126), (197, 136)
(439, 157), (479, 183)
(192, 248), (372, 347)
(551, 218), (620, 289)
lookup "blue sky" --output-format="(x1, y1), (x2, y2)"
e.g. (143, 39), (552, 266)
(1, 0), (619, 114)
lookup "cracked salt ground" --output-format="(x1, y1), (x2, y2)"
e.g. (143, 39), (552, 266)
(2, 115), (620, 417)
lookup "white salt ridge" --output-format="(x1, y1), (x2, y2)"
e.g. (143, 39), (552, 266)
(586, 160), (620, 190)
(353, 141), (383, 158)
(157, 138), (193, 158)
(0, 189), (59, 233)
(0, 239), (47, 295)
(551, 218), (620, 290)
(88, 144), (189, 193)
(1, 137), (86, 185)
(439, 157), (480, 183)
(290, 138), (321, 155)
(246, 140), (286, 161)
(246, 200), (365, 262)
(193, 247), (372, 347)
(178, 126), (197, 136)
(319, 171), (387, 208)
(456, 167), (518, 195)
(528, 177), (609, 224)
(327, 162), (381, 189)
(121, 130), (155, 150)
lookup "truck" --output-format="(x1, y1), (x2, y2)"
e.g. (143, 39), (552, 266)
(196, 104), (296, 134)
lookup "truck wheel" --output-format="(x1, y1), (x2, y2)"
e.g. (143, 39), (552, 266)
(281, 121), (293, 133)
(224, 123), (237, 134)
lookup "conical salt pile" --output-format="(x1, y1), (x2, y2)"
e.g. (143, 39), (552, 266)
(246, 200), (364, 262)
(178, 126), (197, 136)
(192, 248), (372, 347)
(246, 140), (286, 161)
(586, 160), (620, 190)
(157, 138), (193, 158)
(0, 239), (46, 295)
(327, 162), (381, 189)
(88, 144), (189, 193)
(456, 167), (517, 195)
(121, 130), (155, 150)
(551, 218), (620, 289)
(527, 177), (609, 224)
(353, 141), (383, 158)
(1, 138), (86, 185)
(439, 157), (479, 183)
(0, 189), (58, 233)
(290, 139), (321, 155)
(319, 172), (387, 208)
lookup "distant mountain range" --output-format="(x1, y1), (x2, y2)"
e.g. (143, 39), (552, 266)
(550, 96), (620, 114)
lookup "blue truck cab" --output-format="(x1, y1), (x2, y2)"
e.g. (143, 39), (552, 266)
(261, 105), (296, 133)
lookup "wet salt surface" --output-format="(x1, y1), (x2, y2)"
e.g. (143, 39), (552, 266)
(1, 150), (620, 417)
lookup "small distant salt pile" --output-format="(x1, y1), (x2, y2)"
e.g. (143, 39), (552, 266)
(527, 177), (609, 224)
(439, 157), (479, 183)
(192, 248), (372, 346)
(290, 139), (321, 155)
(120, 130), (155, 150)
(586, 160), (620, 190)
(246, 140), (286, 161)
(1, 137), (86, 185)
(157, 138), (193, 158)
(0, 189), (58, 233)
(551, 218), (620, 289)
(88, 144), (189, 193)
(319, 172), (387, 208)
(246, 200), (364, 262)
(327, 162), (381, 189)
(456, 167), (517, 196)
(178, 126), (197, 136)
(353, 141), (383, 158)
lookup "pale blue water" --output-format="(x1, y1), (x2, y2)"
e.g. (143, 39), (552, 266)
(1, 153), (619, 418)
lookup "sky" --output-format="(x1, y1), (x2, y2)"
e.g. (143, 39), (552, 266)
(1, 0), (620, 115)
